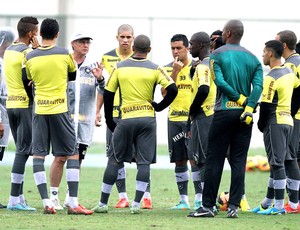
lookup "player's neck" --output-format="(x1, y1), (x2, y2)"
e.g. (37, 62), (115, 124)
(284, 50), (296, 60)
(41, 39), (55, 47)
(18, 38), (30, 46)
(270, 59), (282, 69)
(118, 48), (132, 59)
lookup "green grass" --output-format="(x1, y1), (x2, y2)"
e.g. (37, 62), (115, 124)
(0, 150), (298, 230)
(5, 140), (266, 157)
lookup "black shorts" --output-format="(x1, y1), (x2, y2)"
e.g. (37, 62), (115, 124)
(32, 112), (77, 157)
(113, 117), (156, 164)
(264, 124), (293, 167)
(168, 120), (192, 162)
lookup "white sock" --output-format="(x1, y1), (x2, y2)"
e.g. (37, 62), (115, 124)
(50, 187), (59, 200)
(19, 194), (25, 204)
(68, 197), (79, 208)
(143, 192), (151, 199)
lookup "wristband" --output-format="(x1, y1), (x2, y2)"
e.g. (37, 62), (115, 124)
(97, 76), (105, 83)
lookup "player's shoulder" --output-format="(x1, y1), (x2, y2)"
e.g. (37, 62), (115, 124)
(6, 42), (28, 53)
(164, 61), (173, 68)
(103, 48), (117, 57)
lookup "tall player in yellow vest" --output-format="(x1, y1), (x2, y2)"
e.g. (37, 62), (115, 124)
(92, 34), (178, 214)
(253, 40), (296, 215)
(163, 34), (199, 210)
(276, 30), (300, 213)
(188, 31), (216, 211)
(97, 24), (152, 209)
(4, 16), (39, 211)
(24, 18), (93, 215)
(252, 31), (300, 215)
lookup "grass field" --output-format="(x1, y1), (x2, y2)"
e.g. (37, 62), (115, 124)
(0, 146), (298, 230)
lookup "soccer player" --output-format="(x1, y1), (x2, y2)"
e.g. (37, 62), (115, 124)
(92, 34), (178, 214)
(23, 18), (93, 215)
(253, 40), (298, 215)
(97, 24), (153, 209)
(49, 32), (105, 210)
(209, 30), (251, 212)
(4, 16), (39, 211)
(276, 30), (300, 213)
(189, 19), (263, 218)
(0, 26), (16, 209)
(253, 31), (300, 214)
(209, 30), (223, 53)
(163, 34), (199, 210)
(188, 31), (216, 210)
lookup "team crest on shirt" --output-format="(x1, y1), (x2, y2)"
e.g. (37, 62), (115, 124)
(85, 67), (91, 74)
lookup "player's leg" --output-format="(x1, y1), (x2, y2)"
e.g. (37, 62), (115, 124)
(106, 124), (129, 208)
(92, 157), (120, 213)
(169, 121), (190, 210)
(284, 159), (300, 213)
(7, 108), (35, 211)
(132, 117), (155, 214)
(142, 176), (153, 209)
(131, 164), (150, 214)
(257, 125), (291, 215)
(52, 112), (92, 215)
(50, 156), (66, 210)
(63, 144), (88, 207)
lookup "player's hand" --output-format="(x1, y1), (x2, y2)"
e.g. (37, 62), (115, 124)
(106, 119), (116, 132)
(0, 123), (4, 139)
(172, 56), (184, 73)
(91, 62), (104, 80)
(95, 112), (102, 127)
(161, 87), (167, 97)
(240, 106), (254, 125)
(236, 94), (248, 107)
(30, 36), (40, 49)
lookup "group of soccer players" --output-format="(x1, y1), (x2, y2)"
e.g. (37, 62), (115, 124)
(0, 16), (300, 218)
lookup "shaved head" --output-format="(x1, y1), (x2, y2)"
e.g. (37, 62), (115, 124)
(117, 24), (134, 35)
(133, 34), (150, 52)
(223, 19), (244, 44)
(226, 20), (243, 38)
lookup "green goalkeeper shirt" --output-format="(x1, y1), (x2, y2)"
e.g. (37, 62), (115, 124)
(209, 44), (263, 111)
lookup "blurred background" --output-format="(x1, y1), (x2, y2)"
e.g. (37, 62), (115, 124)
(1, 0), (300, 147)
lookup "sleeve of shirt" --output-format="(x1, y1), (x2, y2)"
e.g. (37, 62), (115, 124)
(247, 61), (263, 108)
(97, 78), (105, 95)
(105, 67), (118, 93)
(157, 66), (174, 89)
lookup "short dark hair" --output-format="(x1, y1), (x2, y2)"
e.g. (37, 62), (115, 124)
(277, 30), (297, 50)
(210, 30), (223, 49)
(17, 16), (38, 38)
(210, 30), (222, 37)
(40, 18), (59, 40)
(265, 40), (284, 59)
(171, 34), (189, 47)
(133, 34), (150, 52)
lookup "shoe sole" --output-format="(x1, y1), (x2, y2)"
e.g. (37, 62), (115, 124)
(8, 208), (36, 211)
(187, 211), (214, 218)
(68, 212), (93, 215)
